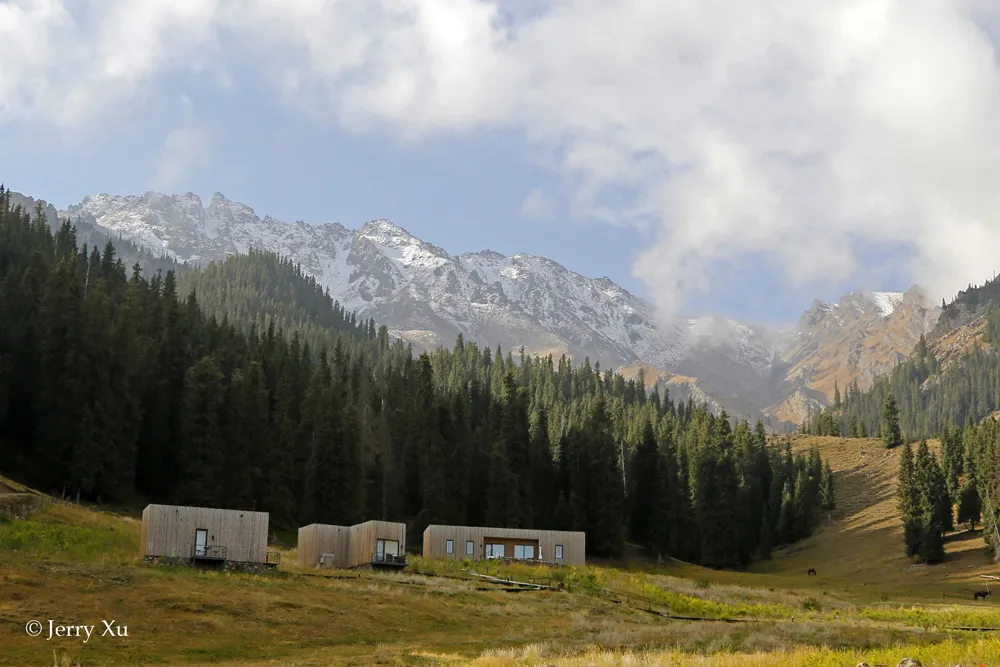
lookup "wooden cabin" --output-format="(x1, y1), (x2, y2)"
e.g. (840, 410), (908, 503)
(298, 520), (407, 569)
(422, 525), (586, 566)
(140, 504), (277, 566)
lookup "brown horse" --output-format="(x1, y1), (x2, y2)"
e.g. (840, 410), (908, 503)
(974, 590), (991, 600)
(807, 568), (817, 576)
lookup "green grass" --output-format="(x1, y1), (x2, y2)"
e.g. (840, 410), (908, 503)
(7, 469), (1000, 666)
(0, 511), (136, 563)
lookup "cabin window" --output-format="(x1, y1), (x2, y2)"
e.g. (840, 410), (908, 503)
(376, 539), (399, 558)
(514, 545), (536, 560)
(445, 539), (454, 555)
(555, 544), (564, 560)
(466, 540), (474, 555)
(485, 543), (505, 558)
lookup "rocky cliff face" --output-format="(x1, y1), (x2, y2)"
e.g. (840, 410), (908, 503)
(767, 286), (940, 422)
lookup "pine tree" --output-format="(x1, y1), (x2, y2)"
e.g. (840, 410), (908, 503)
(914, 440), (946, 562)
(881, 394), (902, 449)
(820, 462), (835, 510)
(898, 442), (921, 557)
(958, 445), (982, 531)
(629, 420), (664, 551)
(833, 381), (842, 410)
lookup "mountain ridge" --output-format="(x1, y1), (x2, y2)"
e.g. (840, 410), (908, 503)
(31, 188), (933, 426)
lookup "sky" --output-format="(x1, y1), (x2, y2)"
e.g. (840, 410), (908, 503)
(4, 1), (1000, 325)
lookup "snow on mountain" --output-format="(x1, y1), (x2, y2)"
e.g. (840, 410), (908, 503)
(66, 192), (710, 374)
(801, 290), (906, 325)
(66, 189), (926, 428)
(868, 291), (905, 317)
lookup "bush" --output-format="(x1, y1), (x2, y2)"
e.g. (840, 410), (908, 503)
(802, 598), (821, 611)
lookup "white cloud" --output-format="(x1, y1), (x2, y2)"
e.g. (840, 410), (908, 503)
(151, 127), (210, 192)
(520, 188), (553, 221)
(7, 1), (1000, 320)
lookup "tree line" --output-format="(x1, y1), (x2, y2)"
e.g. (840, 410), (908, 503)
(0, 187), (834, 563)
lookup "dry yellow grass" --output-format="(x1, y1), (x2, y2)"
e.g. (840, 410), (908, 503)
(746, 436), (997, 599)
(616, 362), (667, 385)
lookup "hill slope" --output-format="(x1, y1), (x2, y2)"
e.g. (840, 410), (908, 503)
(752, 436), (993, 595)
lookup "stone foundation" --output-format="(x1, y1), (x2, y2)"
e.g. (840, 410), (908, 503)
(142, 555), (275, 574)
(223, 561), (273, 575)
(143, 555), (192, 567)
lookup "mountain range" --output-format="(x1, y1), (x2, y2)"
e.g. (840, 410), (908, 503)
(9, 189), (945, 427)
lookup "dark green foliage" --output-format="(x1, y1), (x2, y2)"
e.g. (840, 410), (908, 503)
(881, 394), (902, 449)
(898, 442), (921, 558)
(898, 440), (950, 563)
(0, 185), (834, 565)
(820, 462), (835, 510)
(958, 481), (981, 531)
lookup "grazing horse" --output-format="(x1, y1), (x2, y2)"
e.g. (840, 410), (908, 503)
(807, 568), (817, 576)
(974, 590), (991, 600)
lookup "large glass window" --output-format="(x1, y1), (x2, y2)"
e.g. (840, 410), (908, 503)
(514, 545), (535, 559)
(485, 543), (505, 558)
(376, 539), (399, 557)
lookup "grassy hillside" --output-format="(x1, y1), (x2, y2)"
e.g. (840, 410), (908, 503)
(749, 436), (995, 598)
(5, 466), (1000, 666)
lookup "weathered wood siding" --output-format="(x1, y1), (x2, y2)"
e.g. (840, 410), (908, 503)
(422, 525), (586, 565)
(298, 521), (407, 568)
(139, 506), (150, 558)
(297, 523), (350, 568)
(141, 504), (269, 564)
(348, 520), (406, 566)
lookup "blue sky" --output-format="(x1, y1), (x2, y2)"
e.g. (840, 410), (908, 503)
(1, 91), (868, 325)
(3, 1), (998, 325)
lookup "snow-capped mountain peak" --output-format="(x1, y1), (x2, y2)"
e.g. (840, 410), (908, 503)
(865, 291), (905, 317)
(59, 188), (923, 428)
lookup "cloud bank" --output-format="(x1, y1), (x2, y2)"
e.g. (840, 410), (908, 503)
(5, 0), (1000, 319)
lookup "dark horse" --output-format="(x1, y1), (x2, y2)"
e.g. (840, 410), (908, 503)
(975, 590), (991, 600)
(807, 568), (817, 576)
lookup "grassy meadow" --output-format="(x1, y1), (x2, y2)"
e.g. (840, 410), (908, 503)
(4, 435), (1000, 665)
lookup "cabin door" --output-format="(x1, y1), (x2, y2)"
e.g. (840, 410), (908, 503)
(195, 529), (208, 557)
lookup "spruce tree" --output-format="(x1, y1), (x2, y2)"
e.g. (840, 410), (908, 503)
(898, 442), (921, 557)
(881, 394), (902, 449)
(914, 440), (946, 562)
(820, 462), (835, 510)
(629, 420), (663, 552)
(958, 446), (982, 531)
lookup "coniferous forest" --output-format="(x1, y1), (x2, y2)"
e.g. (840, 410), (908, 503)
(0, 187), (835, 565)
